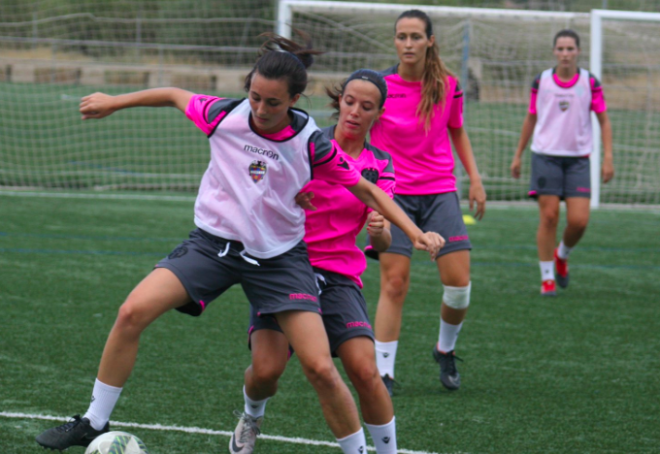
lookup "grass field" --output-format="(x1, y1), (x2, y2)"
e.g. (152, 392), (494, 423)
(1, 81), (659, 204)
(1, 193), (659, 453)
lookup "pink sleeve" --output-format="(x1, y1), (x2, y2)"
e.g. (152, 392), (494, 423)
(447, 81), (464, 129)
(185, 94), (226, 135)
(528, 90), (538, 114)
(310, 142), (362, 187)
(590, 77), (607, 113)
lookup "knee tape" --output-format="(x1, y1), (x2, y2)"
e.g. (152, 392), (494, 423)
(443, 282), (471, 309)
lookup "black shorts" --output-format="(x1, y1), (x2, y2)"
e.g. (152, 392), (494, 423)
(370, 191), (471, 260)
(156, 228), (320, 317)
(248, 268), (374, 357)
(529, 153), (591, 200)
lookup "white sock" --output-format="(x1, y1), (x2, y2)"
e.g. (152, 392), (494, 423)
(243, 385), (268, 418)
(540, 261), (554, 281)
(375, 340), (398, 378)
(365, 417), (397, 454)
(83, 378), (122, 430)
(438, 319), (463, 353)
(557, 241), (573, 259)
(337, 428), (367, 454)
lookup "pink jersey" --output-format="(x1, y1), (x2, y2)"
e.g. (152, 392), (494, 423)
(529, 68), (607, 157)
(185, 95), (361, 259)
(370, 65), (463, 195)
(303, 126), (395, 288)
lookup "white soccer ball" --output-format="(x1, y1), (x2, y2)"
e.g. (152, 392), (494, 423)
(84, 431), (149, 454)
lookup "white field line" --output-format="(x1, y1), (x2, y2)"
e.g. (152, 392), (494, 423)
(0, 411), (448, 454)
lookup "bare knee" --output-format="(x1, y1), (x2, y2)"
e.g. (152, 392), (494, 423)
(539, 209), (559, 230)
(301, 358), (341, 391)
(114, 299), (152, 337)
(382, 272), (409, 302)
(251, 361), (285, 389)
(567, 216), (589, 233)
(347, 363), (380, 396)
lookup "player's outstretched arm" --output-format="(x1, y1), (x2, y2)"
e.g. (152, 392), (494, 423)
(449, 126), (486, 221)
(596, 111), (614, 183)
(348, 177), (444, 260)
(511, 112), (537, 179)
(80, 88), (195, 120)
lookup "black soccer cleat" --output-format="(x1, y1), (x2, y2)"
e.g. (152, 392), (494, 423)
(432, 347), (463, 391)
(381, 374), (396, 397)
(35, 415), (109, 451)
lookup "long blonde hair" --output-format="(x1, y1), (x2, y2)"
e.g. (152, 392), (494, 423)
(396, 10), (454, 131)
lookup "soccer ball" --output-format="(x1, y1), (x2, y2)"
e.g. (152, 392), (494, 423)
(84, 431), (149, 454)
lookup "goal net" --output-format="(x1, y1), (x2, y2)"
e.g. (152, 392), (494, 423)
(1, 1), (659, 206)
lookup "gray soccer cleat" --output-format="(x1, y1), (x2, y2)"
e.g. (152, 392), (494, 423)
(432, 347), (463, 391)
(229, 411), (262, 454)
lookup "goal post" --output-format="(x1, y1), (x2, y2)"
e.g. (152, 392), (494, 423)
(589, 9), (660, 208)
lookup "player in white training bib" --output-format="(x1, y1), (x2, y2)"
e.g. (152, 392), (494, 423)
(510, 29), (614, 296)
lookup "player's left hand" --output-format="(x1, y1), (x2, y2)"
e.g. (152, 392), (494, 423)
(366, 211), (385, 237)
(295, 191), (316, 211)
(413, 231), (445, 261)
(602, 157), (615, 183)
(469, 179), (487, 221)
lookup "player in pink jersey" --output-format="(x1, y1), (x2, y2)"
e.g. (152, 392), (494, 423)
(229, 69), (402, 454)
(510, 29), (614, 296)
(369, 9), (486, 394)
(35, 34), (444, 454)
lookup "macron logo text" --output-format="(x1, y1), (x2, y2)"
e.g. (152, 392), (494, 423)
(244, 145), (280, 161)
(289, 293), (318, 302)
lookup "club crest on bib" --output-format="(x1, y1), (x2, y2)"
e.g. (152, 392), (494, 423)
(249, 160), (267, 183)
(559, 100), (570, 112)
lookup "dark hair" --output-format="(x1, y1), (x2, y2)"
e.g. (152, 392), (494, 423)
(244, 31), (323, 99)
(395, 10), (453, 131)
(553, 29), (580, 48)
(325, 69), (388, 118)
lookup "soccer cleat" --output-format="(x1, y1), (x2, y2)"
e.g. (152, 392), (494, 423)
(541, 279), (557, 296)
(35, 414), (109, 450)
(229, 410), (262, 454)
(381, 374), (395, 397)
(554, 249), (570, 288)
(432, 347), (462, 391)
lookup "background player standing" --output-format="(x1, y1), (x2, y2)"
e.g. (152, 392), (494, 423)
(369, 9), (486, 394)
(510, 29), (614, 296)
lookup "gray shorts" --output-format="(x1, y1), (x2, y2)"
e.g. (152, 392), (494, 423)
(371, 191), (471, 260)
(529, 153), (591, 200)
(156, 228), (320, 317)
(248, 268), (374, 357)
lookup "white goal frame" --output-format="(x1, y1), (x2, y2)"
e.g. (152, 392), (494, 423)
(589, 9), (660, 208)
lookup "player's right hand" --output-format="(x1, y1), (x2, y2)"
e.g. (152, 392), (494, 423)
(294, 191), (317, 211)
(413, 231), (445, 261)
(510, 156), (522, 179)
(80, 93), (117, 120)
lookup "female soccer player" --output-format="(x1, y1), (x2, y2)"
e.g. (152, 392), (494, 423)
(510, 29), (614, 296)
(369, 9), (486, 394)
(35, 34), (443, 454)
(229, 69), (401, 454)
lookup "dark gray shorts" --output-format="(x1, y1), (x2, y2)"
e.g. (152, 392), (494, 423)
(371, 191), (471, 260)
(248, 268), (373, 357)
(156, 228), (320, 317)
(529, 153), (591, 200)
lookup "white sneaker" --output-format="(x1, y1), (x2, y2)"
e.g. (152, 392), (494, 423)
(228, 411), (262, 454)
